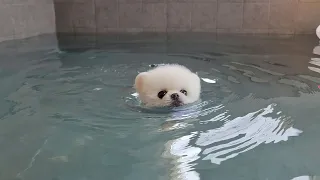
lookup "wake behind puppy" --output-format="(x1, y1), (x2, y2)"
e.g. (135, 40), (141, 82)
(134, 64), (201, 107)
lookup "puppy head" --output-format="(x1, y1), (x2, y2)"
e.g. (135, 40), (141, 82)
(134, 64), (201, 107)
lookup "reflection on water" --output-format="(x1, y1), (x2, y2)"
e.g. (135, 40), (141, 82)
(163, 134), (201, 180)
(310, 45), (320, 74)
(292, 176), (320, 180)
(313, 46), (320, 56)
(163, 103), (302, 180)
(200, 104), (301, 164)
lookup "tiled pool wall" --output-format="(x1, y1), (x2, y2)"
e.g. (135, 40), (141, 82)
(54, 0), (320, 35)
(0, 0), (56, 42)
(0, 0), (320, 42)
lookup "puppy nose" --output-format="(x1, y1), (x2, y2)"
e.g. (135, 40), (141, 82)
(170, 93), (179, 100)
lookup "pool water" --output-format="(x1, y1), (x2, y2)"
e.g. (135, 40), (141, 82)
(1, 33), (320, 180)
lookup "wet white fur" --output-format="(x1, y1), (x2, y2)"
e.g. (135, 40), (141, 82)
(134, 64), (201, 107)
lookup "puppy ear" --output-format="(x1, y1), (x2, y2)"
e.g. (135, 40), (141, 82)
(134, 72), (148, 91)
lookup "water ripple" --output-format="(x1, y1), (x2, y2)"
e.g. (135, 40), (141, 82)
(1, 41), (319, 180)
(164, 103), (303, 179)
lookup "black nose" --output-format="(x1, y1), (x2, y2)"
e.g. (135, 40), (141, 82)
(170, 93), (179, 100)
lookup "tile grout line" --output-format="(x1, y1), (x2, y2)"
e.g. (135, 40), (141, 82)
(165, 0), (168, 33)
(190, 1), (193, 31)
(267, 0), (270, 36)
(117, 0), (120, 31)
(241, 0), (244, 30)
(165, 0), (169, 48)
(215, 0), (218, 38)
(294, 0), (299, 37)
(165, 0), (169, 33)
(140, 0), (142, 32)
(93, 0), (97, 34)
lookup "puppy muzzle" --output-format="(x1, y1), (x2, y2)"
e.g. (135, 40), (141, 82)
(171, 100), (183, 107)
(170, 93), (183, 107)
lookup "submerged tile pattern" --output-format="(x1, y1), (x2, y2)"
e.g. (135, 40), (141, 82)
(0, 0), (56, 42)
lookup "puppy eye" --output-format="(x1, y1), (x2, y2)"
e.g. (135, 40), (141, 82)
(158, 90), (167, 99)
(180, 89), (187, 95)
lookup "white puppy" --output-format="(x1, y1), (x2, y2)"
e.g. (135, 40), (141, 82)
(134, 64), (201, 107)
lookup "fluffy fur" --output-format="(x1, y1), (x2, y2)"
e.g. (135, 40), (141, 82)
(134, 64), (201, 107)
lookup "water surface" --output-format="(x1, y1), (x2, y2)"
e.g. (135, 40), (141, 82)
(0, 34), (320, 180)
